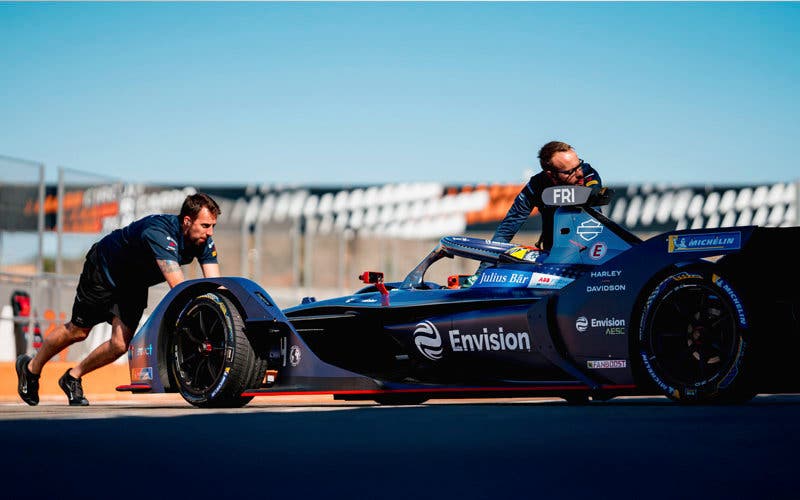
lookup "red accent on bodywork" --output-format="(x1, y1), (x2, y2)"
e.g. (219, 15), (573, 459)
(241, 384), (637, 398)
(116, 384), (153, 392)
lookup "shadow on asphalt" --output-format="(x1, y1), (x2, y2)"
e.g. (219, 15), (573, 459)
(1, 395), (798, 499)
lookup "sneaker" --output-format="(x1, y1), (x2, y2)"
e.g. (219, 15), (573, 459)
(58, 369), (90, 406)
(16, 354), (40, 406)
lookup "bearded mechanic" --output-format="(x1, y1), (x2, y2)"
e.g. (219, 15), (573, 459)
(472, 140), (602, 280)
(16, 193), (222, 406)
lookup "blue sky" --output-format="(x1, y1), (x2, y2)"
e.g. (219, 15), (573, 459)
(2, 2), (799, 187)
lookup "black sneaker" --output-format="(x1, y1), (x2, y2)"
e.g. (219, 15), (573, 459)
(16, 354), (40, 406)
(58, 369), (90, 406)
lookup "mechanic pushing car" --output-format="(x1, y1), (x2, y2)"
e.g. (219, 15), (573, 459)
(472, 140), (602, 280)
(16, 193), (222, 406)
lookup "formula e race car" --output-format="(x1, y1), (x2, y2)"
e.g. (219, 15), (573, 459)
(119, 186), (800, 407)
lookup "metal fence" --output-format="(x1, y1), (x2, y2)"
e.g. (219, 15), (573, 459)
(0, 161), (207, 361)
(0, 271), (172, 362)
(0, 155), (45, 274)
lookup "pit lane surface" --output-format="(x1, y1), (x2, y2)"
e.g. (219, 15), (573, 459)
(2, 394), (798, 499)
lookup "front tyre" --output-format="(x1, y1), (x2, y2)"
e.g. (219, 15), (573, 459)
(373, 394), (429, 405)
(562, 393), (590, 405)
(638, 270), (754, 404)
(170, 292), (264, 408)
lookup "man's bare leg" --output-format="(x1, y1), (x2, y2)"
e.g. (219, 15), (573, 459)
(70, 316), (133, 378)
(28, 322), (90, 375)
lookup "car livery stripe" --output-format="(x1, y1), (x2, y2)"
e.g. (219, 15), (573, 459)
(242, 384), (638, 397)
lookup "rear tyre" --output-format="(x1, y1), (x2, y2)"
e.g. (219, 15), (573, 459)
(170, 292), (265, 408)
(638, 270), (754, 404)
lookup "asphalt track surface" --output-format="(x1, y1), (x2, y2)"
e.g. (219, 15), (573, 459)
(2, 394), (799, 499)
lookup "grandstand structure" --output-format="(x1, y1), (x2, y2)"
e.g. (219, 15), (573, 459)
(207, 179), (799, 296)
(608, 183), (797, 232)
(226, 183), (490, 239)
(220, 180), (798, 238)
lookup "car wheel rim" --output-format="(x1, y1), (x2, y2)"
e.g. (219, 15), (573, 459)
(175, 302), (228, 393)
(648, 283), (738, 388)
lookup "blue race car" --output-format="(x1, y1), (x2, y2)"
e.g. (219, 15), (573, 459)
(119, 186), (800, 407)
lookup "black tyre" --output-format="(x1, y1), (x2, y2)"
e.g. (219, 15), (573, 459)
(562, 393), (590, 405)
(373, 393), (429, 405)
(170, 292), (265, 408)
(590, 393), (616, 403)
(638, 270), (754, 404)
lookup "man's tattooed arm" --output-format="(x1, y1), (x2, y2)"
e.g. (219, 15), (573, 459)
(156, 259), (186, 288)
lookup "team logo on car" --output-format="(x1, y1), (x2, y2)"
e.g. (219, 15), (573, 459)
(289, 345), (302, 366)
(577, 317), (627, 335)
(414, 321), (443, 361)
(589, 242), (607, 260)
(448, 326), (531, 352)
(134, 344), (153, 358)
(667, 232), (741, 253)
(529, 272), (574, 289)
(577, 218), (603, 241)
(131, 367), (153, 381)
(587, 360), (627, 369)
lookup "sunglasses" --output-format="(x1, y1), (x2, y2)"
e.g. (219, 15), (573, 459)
(548, 159), (584, 177)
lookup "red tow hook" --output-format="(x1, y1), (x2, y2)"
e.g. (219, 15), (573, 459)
(359, 271), (390, 306)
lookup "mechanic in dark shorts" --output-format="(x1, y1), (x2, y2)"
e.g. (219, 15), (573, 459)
(16, 193), (222, 406)
(472, 141), (602, 280)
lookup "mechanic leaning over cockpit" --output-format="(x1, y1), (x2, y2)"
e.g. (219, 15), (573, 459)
(471, 140), (602, 281)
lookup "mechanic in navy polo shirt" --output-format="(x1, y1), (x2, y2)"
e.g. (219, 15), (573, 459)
(472, 141), (602, 280)
(16, 193), (222, 406)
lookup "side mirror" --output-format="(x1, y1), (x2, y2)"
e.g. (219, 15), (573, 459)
(359, 271), (390, 306)
(359, 271), (384, 284)
(447, 275), (473, 289)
